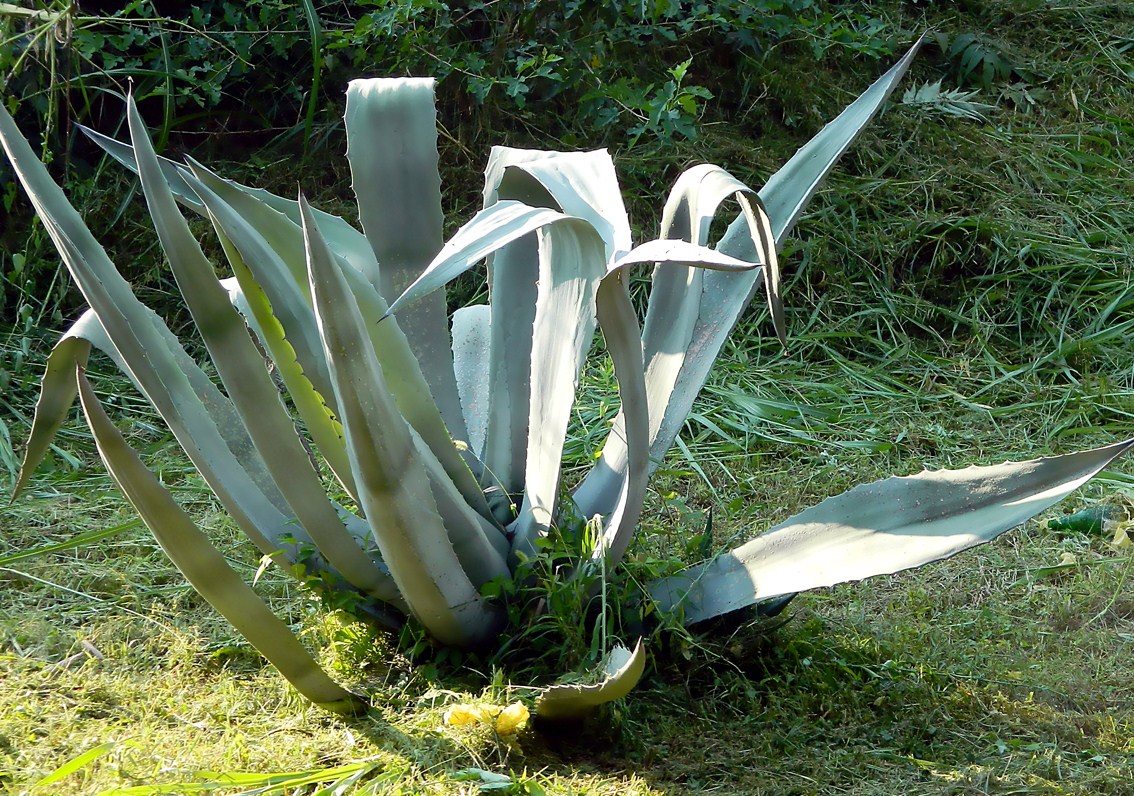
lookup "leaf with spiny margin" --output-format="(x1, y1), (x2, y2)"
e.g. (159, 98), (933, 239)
(508, 218), (607, 560)
(302, 195), (505, 644)
(182, 168), (336, 408)
(480, 147), (560, 497)
(210, 217), (358, 500)
(651, 439), (1134, 625)
(385, 200), (571, 317)
(502, 150), (633, 261)
(345, 78), (467, 443)
(451, 304), (492, 461)
(536, 640), (645, 721)
(576, 165), (771, 526)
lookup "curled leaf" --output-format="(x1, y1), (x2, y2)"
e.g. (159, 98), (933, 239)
(535, 640), (645, 721)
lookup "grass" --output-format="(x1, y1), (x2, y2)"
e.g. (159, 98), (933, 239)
(4, 1), (1134, 793)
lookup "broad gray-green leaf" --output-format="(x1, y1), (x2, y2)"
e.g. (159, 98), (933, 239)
(213, 228), (358, 500)
(451, 304), (492, 460)
(651, 438), (1134, 625)
(535, 640), (645, 721)
(79, 124), (382, 285)
(0, 101), (315, 567)
(508, 218), (607, 560)
(345, 77), (466, 442)
(386, 198), (580, 500)
(129, 95), (401, 607)
(481, 147), (561, 498)
(182, 168), (336, 407)
(590, 272), (650, 566)
(302, 195), (506, 645)
(75, 370), (366, 715)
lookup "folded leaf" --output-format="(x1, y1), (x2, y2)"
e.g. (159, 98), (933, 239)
(589, 272), (650, 567)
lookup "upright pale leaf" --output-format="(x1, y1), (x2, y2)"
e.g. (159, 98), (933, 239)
(302, 196), (505, 645)
(589, 272), (650, 566)
(345, 78), (467, 442)
(451, 304), (492, 460)
(574, 168), (769, 519)
(508, 218), (608, 559)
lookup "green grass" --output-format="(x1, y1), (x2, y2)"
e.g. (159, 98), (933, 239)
(4, 1), (1134, 793)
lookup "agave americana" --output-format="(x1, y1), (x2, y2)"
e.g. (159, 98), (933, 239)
(3, 38), (1130, 716)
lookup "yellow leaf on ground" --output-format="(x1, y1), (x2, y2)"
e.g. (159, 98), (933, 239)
(495, 701), (530, 736)
(1110, 524), (1132, 551)
(444, 703), (496, 727)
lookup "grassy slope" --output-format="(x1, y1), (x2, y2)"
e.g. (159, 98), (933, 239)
(3, 1), (1134, 793)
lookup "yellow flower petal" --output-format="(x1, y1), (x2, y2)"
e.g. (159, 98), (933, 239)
(444, 703), (496, 727)
(495, 701), (530, 736)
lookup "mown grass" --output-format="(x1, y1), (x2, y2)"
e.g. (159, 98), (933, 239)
(3, 1), (1134, 794)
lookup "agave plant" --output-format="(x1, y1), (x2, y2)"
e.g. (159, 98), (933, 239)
(3, 38), (1131, 717)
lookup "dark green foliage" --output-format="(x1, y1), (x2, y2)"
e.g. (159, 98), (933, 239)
(1, 0), (892, 372)
(936, 32), (1021, 89)
(332, 0), (891, 147)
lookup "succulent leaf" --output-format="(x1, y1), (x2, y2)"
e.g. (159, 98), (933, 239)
(652, 439), (1134, 624)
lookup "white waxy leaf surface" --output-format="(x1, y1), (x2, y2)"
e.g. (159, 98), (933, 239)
(652, 439), (1134, 625)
